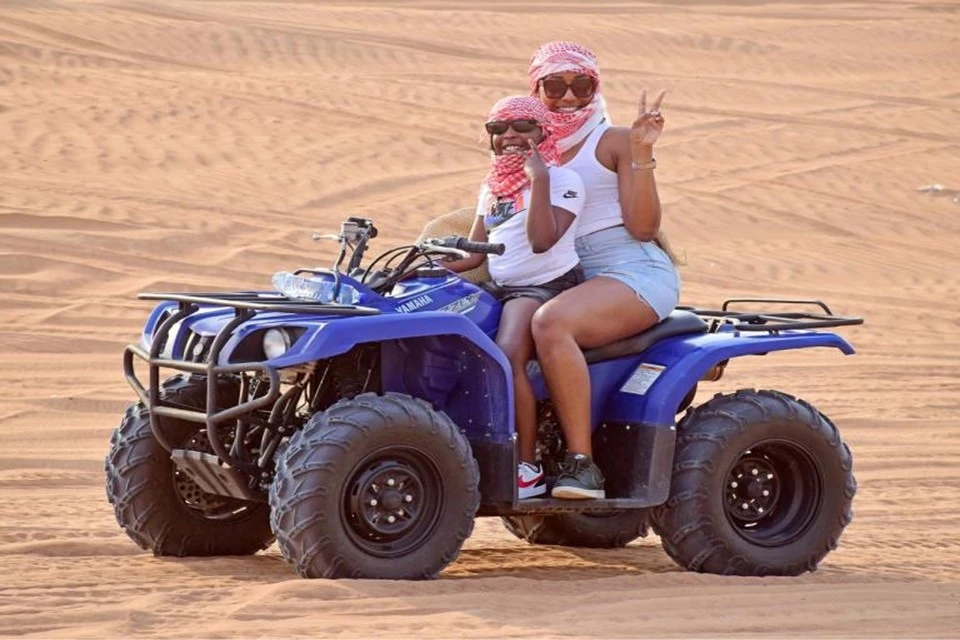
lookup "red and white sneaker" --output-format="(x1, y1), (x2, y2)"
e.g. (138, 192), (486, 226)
(518, 462), (546, 499)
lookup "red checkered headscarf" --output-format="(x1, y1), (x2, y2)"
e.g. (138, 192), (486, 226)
(483, 96), (559, 200)
(528, 41), (610, 152)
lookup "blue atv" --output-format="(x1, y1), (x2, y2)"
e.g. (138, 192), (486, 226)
(106, 217), (862, 579)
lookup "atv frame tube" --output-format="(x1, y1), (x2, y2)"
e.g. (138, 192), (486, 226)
(124, 292), (381, 466)
(124, 304), (282, 470)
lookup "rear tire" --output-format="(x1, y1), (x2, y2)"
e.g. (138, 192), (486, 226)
(654, 389), (856, 576)
(501, 511), (649, 548)
(269, 392), (480, 579)
(105, 374), (274, 556)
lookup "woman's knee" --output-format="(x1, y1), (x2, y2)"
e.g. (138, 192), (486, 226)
(531, 300), (577, 347)
(497, 337), (528, 370)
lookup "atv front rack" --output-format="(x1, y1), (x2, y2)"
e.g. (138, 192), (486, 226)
(138, 291), (381, 316)
(123, 292), (380, 476)
(678, 298), (864, 333)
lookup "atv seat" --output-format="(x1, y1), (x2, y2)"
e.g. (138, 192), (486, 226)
(581, 310), (707, 364)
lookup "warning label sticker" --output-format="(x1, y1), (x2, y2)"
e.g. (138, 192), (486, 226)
(619, 363), (666, 396)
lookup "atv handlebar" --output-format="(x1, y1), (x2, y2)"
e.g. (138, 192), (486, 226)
(425, 236), (506, 256)
(302, 220), (509, 294)
(456, 238), (506, 256)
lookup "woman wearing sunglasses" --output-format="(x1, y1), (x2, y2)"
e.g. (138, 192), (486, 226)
(525, 41), (681, 500)
(445, 95), (585, 499)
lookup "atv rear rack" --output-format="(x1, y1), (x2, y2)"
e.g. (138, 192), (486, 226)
(678, 298), (864, 333)
(124, 292), (379, 478)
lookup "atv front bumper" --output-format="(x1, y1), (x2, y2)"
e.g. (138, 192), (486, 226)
(123, 301), (282, 466)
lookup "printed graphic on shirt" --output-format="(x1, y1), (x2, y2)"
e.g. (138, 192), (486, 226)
(484, 192), (525, 232)
(472, 166), (585, 287)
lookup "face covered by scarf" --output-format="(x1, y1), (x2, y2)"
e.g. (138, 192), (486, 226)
(528, 41), (611, 153)
(483, 95), (560, 201)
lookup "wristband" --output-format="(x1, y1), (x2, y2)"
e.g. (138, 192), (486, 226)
(631, 158), (657, 170)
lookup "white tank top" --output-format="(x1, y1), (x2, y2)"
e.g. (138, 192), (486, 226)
(561, 123), (623, 237)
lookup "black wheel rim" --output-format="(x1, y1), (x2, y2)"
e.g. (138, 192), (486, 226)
(723, 439), (822, 547)
(172, 429), (254, 522)
(342, 446), (443, 558)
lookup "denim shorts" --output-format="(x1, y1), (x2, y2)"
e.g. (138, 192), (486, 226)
(483, 265), (585, 304)
(575, 225), (680, 320)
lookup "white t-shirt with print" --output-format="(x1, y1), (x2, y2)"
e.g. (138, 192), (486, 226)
(475, 166), (585, 287)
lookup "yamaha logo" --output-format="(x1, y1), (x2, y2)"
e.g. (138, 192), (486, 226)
(396, 295), (434, 313)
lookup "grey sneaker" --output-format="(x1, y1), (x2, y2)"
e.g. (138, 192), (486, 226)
(551, 453), (605, 499)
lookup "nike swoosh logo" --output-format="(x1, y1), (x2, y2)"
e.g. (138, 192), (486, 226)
(518, 475), (543, 488)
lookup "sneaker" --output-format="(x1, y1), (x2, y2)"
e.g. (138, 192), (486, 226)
(551, 453), (605, 499)
(518, 462), (546, 499)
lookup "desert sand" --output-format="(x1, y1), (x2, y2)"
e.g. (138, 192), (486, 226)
(1, 0), (959, 637)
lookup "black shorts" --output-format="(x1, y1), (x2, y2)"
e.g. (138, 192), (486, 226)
(482, 265), (585, 304)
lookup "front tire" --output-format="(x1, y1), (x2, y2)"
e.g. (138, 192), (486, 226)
(654, 389), (856, 576)
(104, 375), (275, 556)
(269, 392), (480, 579)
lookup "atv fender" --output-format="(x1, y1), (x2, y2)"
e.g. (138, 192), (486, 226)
(262, 311), (517, 506)
(251, 311), (514, 437)
(604, 329), (855, 426)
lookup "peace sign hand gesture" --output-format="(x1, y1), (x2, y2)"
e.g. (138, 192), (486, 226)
(630, 89), (666, 149)
(524, 139), (550, 181)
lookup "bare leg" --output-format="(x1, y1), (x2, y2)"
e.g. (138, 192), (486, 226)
(531, 277), (660, 455)
(496, 297), (542, 464)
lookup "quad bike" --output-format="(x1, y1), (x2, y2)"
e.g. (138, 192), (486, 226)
(106, 217), (862, 579)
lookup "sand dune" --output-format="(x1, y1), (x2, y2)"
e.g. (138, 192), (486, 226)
(1, 0), (959, 637)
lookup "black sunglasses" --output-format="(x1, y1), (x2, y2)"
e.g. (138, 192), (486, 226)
(484, 119), (540, 136)
(540, 75), (597, 100)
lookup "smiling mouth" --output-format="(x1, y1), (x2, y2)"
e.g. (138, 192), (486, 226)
(556, 106), (582, 113)
(502, 144), (525, 153)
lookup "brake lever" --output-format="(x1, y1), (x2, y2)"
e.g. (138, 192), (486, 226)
(421, 246), (469, 260)
(312, 232), (342, 242)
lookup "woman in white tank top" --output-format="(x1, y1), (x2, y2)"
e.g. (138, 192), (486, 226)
(524, 41), (681, 500)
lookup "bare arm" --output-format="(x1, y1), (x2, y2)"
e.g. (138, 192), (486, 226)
(442, 215), (488, 273)
(616, 89), (667, 242)
(525, 172), (555, 253)
(524, 140), (576, 253)
(616, 134), (661, 241)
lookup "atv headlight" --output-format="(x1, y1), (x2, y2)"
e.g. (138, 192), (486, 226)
(263, 328), (292, 360)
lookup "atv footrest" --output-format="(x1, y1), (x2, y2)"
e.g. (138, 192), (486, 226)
(510, 498), (653, 514)
(170, 449), (261, 502)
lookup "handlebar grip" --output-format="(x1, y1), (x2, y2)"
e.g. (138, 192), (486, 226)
(455, 238), (506, 256)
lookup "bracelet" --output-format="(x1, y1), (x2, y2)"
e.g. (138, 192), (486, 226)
(631, 158), (657, 170)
